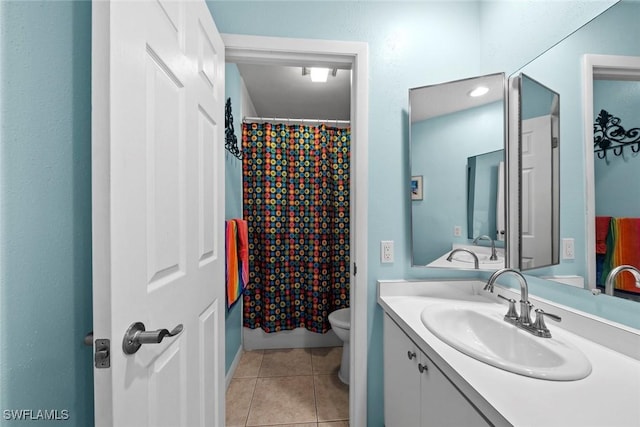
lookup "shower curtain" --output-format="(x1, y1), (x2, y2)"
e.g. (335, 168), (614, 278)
(242, 122), (350, 333)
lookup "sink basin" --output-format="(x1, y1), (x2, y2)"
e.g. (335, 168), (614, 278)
(420, 302), (592, 381)
(450, 251), (503, 264)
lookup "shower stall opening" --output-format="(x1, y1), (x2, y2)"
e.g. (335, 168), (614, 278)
(241, 121), (350, 348)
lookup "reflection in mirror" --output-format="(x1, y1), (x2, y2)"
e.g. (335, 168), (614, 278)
(517, 74), (560, 271)
(467, 149), (504, 240)
(409, 73), (506, 270)
(514, 1), (640, 310)
(586, 55), (640, 302)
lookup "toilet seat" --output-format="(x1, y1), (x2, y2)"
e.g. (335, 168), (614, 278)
(328, 307), (350, 329)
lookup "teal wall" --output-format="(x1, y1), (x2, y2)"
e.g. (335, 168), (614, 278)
(0, 1), (94, 426)
(479, 0), (617, 74)
(224, 63), (243, 374)
(411, 101), (503, 264)
(593, 80), (640, 216)
(521, 75), (557, 120)
(0, 1), (627, 426)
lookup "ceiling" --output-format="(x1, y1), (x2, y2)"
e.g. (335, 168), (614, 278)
(236, 63), (351, 121)
(236, 65), (503, 125)
(409, 73), (505, 123)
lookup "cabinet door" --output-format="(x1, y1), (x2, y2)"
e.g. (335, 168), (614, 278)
(419, 355), (490, 427)
(384, 315), (421, 427)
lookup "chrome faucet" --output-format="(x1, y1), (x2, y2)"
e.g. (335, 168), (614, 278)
(473, 234), (498, 260)
(446, 248), (479, 269)
(486, 268), (531, 325)
(604, 265), (640, 296)
(485, 268), (561, 337)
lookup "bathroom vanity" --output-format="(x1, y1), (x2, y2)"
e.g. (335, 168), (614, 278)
(378, 279), (640, 427)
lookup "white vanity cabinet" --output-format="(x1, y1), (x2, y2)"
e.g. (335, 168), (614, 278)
(384, 314), (490, 427)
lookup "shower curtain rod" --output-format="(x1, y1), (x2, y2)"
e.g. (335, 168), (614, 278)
(243, 116), (350, 125)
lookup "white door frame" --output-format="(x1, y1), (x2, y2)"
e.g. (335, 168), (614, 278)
(223, 33), (369, 427)
(582, 54), (640, 288)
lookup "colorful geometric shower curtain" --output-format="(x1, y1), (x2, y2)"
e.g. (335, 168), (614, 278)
(242, 122), (350, 333)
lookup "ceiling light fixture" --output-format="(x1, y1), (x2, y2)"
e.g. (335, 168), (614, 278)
(310, 67), (330, 83)
(302, 67), (337, 83)
(469, 86), (489, 97)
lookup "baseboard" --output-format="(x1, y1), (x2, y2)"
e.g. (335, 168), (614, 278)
(225, 345), (243, 390)
(243, 326), (341, 351)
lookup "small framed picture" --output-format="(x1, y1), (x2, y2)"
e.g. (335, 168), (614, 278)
(411, 175), (423, 201)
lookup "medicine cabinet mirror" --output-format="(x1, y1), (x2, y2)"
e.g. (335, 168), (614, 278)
(409, 72), (562, 272)
(409, 73), (507, 270)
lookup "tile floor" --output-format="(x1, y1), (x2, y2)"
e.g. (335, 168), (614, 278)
(226, 347), (349, 427)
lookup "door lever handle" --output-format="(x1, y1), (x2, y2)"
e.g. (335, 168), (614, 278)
(122, 322), (184, 355)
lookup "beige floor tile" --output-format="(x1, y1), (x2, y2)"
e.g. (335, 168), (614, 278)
(246, 376), (317, 426)
(234, 350), (264, 378)
(314, 374), (349, 422)
(259, 348), (313, 377)
(226, 377), (257, 427)
(318, 422), (349, 427)
(311, 347), (342, 375)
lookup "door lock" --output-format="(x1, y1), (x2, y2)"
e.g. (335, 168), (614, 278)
(85, 331), (110, 368)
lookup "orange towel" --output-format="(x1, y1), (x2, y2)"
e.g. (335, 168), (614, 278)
(611, 218), (640, 292)
(226, 220), (241, 307)
(235, 219), (249, 288)
(595, 216), (611, 254)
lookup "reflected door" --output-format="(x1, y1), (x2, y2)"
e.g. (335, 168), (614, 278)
(521, 115), (553, 269)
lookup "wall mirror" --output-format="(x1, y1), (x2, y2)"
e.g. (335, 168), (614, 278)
(512, 0), (640, 304)
(508, 73), (560, 271)
(409, 73), (507, 270)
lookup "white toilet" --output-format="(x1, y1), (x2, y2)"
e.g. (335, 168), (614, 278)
(328, 307), (351, 385)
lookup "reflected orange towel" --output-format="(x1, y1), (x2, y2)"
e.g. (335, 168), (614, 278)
(595, 216), (611, 254)
(226, 220), (241, 307)
(611, 218), (640, 292)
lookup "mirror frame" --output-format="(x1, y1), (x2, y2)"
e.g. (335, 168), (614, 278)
(507, 75), (520, 269)
(507, 73), (560, 271)
(582, 54), (640, 289)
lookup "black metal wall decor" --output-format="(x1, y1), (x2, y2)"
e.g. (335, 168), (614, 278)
(225, 98), (242, 160)
(593, 109), (640, 160)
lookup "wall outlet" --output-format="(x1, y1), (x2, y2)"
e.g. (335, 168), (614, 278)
(453, 226), (462, 237)
(562, 238), (575, 259)
(381, 240), (394, 263)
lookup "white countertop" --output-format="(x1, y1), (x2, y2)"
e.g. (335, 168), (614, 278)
(426, 244), (506, 270)
(378, 279), (640, 427)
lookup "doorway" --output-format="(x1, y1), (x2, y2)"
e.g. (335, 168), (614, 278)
(223, 34), (369, 427)
(583, 54), (640, 294)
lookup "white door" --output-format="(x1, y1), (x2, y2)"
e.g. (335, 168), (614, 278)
(92, 1), (225, 426)
(521, 115), (552, 269)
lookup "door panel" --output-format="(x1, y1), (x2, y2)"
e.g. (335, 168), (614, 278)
(146, 45), (186, 288)
(197, 105), (217, 264)
(199, 303), (219, 426)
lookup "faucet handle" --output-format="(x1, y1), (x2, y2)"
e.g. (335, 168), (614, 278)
(533, 308), (561, 337)
(497, 294), (518, 321)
